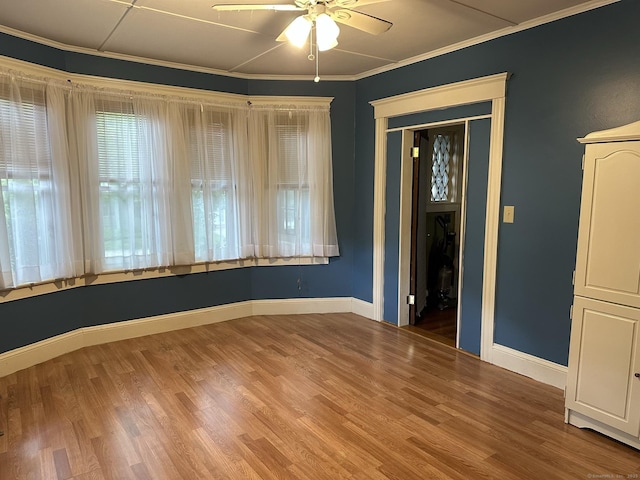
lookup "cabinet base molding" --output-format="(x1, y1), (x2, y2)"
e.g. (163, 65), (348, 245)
(566, 409), (640, 451)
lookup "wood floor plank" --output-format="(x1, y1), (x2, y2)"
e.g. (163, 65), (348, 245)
(1, 313), (639, 479)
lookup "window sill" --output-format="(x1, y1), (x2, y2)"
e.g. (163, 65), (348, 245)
(0, 257), (329, 304)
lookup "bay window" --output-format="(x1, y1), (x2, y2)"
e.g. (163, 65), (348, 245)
(0, 65), (339, 294)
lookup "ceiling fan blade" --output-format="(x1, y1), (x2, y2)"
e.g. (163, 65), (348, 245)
(212, 4), (304, 11)
(330, 8), (392, 35)
(334, 0), (391, 6)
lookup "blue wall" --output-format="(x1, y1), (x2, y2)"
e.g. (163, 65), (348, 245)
(2, 0), (640, 366)
(353, 0), (640, 365)
(458, 118), (491, 355)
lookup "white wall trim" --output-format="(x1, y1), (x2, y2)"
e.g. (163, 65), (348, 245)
(491, 344), (567, 390)
(480, 97), (507, 362)
(0, 297), (375, 378)
(351, 298), (376, 320)
(371, 73), (508, 119)
(370, 73), (508, 363)
(372, 117), (389, 321)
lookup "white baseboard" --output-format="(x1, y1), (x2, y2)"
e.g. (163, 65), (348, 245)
(0, 297), (369, 378)
(351, 297), (375, 320)
(82, 301), (254, 348)
(251, 297), (355, 316)
(491, 343), (567, 390)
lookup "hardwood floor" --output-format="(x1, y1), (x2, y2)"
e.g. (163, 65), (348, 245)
(407, 307), (457, 348)
(0, 313), (638, 479)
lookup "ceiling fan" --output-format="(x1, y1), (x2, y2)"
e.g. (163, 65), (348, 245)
(212, 1), (392, 52)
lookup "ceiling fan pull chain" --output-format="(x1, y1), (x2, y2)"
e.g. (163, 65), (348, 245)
(314, 37), (320, 82)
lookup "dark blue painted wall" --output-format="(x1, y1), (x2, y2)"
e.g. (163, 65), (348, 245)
(458, 118), (491, 355)
(382, 131), (402, 323)
(353, 0), (640, 365)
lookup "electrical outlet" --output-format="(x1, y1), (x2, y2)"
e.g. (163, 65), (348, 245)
(503, 205), (515, 223)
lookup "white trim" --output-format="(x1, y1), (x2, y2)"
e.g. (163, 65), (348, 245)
(578, 119), (640, 144)
(0, 297), (371, 377)
(351, 298), (375, 320)
(386, 114), (491, 134)
(0, 1), (618, 82)
(371, 73), (508, 364)
(491, 344), (567, 390)
(397, 130), (415, 327)
(371, 73), (508, 119)
(480, 97), (507, 362)
(372, 117), (388, 321)
(250, 297), (354, 316)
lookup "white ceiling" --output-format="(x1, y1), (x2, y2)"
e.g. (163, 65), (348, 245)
(0, 0), (614, 80)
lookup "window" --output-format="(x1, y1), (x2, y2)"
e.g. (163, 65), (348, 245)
(0, 66), (338, 293)
(275, 117), (311, 255)
(247, 107), (338, 259)
(188, 107), (239, 262)
(0, 79), (77, 288)
(94, 99), (170, 271)
(428, 126), (464, 205)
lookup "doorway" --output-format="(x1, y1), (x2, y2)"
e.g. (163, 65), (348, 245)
(371, 72), (508, 362)
(409, 124), (466, 348)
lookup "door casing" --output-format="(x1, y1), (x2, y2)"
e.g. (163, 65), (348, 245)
(370, 72), (508, 362)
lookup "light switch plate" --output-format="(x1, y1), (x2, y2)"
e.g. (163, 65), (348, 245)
(504, 205), (515, 223)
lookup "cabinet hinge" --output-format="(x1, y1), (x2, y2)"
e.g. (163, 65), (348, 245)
(570, 305), (574, 320)
(411, 147), (420, 158)
(581, 154), (585, 170)
(407, 294), (415, 305)
(572, 270), (575, 286)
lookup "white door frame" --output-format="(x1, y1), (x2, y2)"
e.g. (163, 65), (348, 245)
(370, 72), (508, 362)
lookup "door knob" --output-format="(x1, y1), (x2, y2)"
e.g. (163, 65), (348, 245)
(635, 373), (640, 378)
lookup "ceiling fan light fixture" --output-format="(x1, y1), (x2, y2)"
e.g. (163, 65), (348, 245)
(315, 13), (340, 51)
(283, 15), (312, 48)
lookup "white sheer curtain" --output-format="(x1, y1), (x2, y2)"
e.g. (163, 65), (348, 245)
(69, 88), (195, 273)
(182, 102), (249, 262)
(0, 65), (339, 290)
(0, 74), (80, 288)
(248, 105), (339, 258)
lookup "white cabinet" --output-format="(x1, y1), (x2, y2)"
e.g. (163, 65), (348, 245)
(566, 297), (640, 436)
(574, 141), (640, 308)
(566, 121), (640, 450)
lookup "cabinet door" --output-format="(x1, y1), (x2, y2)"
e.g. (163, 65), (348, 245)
(566, 296), (640, 436)
(574, 142), (640, 308)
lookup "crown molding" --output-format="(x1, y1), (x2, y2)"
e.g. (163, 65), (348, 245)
(354, 0), (620, 80)
(0, 0), (620, 82)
